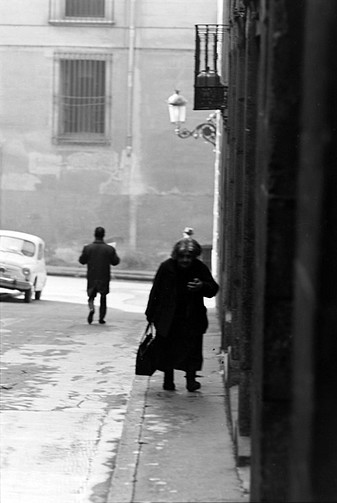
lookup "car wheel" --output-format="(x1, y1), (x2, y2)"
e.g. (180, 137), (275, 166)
(24, 289), (32, 303)
(35, 290), (41, 300)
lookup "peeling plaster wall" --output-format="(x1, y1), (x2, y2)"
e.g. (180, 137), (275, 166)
(0, 0), (217, 270)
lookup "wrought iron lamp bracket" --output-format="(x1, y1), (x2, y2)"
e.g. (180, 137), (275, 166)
(174, 115), (217, 146)
(233, 7), (246, 19)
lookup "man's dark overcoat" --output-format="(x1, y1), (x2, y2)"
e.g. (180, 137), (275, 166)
(79, 239), (120, 295)
(145, 258), (219, 371)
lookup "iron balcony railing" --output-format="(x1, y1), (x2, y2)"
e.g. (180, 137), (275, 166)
(194, 24), (228, 111)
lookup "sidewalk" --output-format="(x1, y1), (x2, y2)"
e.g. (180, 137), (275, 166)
(107, 311), (250, 503)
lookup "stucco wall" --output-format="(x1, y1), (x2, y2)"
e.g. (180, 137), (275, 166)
(0, 0), (217, 270)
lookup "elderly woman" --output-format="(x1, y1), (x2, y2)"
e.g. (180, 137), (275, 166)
(145, 238), (219, 392)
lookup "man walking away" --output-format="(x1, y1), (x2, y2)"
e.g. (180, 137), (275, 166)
(79, 227), (120, 324)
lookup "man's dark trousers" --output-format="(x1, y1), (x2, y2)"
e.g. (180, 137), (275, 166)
(88, 287), (107, 322)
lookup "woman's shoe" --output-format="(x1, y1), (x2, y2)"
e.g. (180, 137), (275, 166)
(163, 382), (176, 391)
(186, 370), (201, 392)
(186, 380), (201, 392)
(163, 370), (175, 391)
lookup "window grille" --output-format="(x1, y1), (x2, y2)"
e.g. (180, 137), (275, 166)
(65, 0), (104, 18)
(53, 53), (112, 144)
(49, 0), (114, 25)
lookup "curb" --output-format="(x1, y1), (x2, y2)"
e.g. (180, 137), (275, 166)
(46, 266), (155, 282)
(107, 376), (150, 503)
(221, 352), (251, 493)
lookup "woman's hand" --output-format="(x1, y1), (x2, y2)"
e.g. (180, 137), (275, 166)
(187, 278), (203, 292)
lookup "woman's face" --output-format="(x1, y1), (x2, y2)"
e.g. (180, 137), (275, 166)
(177, 251), (193, 269)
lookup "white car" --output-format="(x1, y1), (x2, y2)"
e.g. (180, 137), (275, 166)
(0, 230), (47, 303)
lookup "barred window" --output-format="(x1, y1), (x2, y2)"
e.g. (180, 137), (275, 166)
(54, 54), (112, 144)
(65, 0), (104, 18)
(49, 0), (114, 25)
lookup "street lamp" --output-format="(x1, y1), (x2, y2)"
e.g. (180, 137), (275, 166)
(167, 90), (217, 146)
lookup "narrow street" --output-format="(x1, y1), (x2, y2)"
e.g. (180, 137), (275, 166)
(0, 277), (152, 503)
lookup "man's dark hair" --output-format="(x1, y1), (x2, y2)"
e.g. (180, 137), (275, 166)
(94, 227), (105, 240)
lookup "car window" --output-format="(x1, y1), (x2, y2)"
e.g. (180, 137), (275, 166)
(22, 240), (36, 257)
(37, 243), (44, 260)
(0, 236), (36, 257)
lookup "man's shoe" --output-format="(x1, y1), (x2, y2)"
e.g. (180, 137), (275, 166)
(99, 319), (106, 324)
(87, 310), (94, 324)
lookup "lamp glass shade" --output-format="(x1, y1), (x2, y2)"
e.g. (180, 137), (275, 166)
(167, 91), (187, 123)
(168, 103), (186, 123)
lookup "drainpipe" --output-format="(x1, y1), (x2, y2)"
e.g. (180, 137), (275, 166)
(126, 0), (136, 157)
(126, 0), (137, 250)
(211, 115), (221, 281)
(211, 0), (227, 279)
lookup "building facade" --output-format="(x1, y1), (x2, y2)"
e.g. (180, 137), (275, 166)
(2, 1), (337, 500)
(0, 0), (217, 269)
(215, 0), (337, 501)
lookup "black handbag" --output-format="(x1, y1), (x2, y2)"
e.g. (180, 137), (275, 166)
(135, 323), (157, 376)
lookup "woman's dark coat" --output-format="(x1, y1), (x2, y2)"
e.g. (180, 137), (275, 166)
(79, 239), (120, 295)
(145, 258), (219, 371)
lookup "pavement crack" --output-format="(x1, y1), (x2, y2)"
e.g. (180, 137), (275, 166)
(1, 384), (17, 390)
